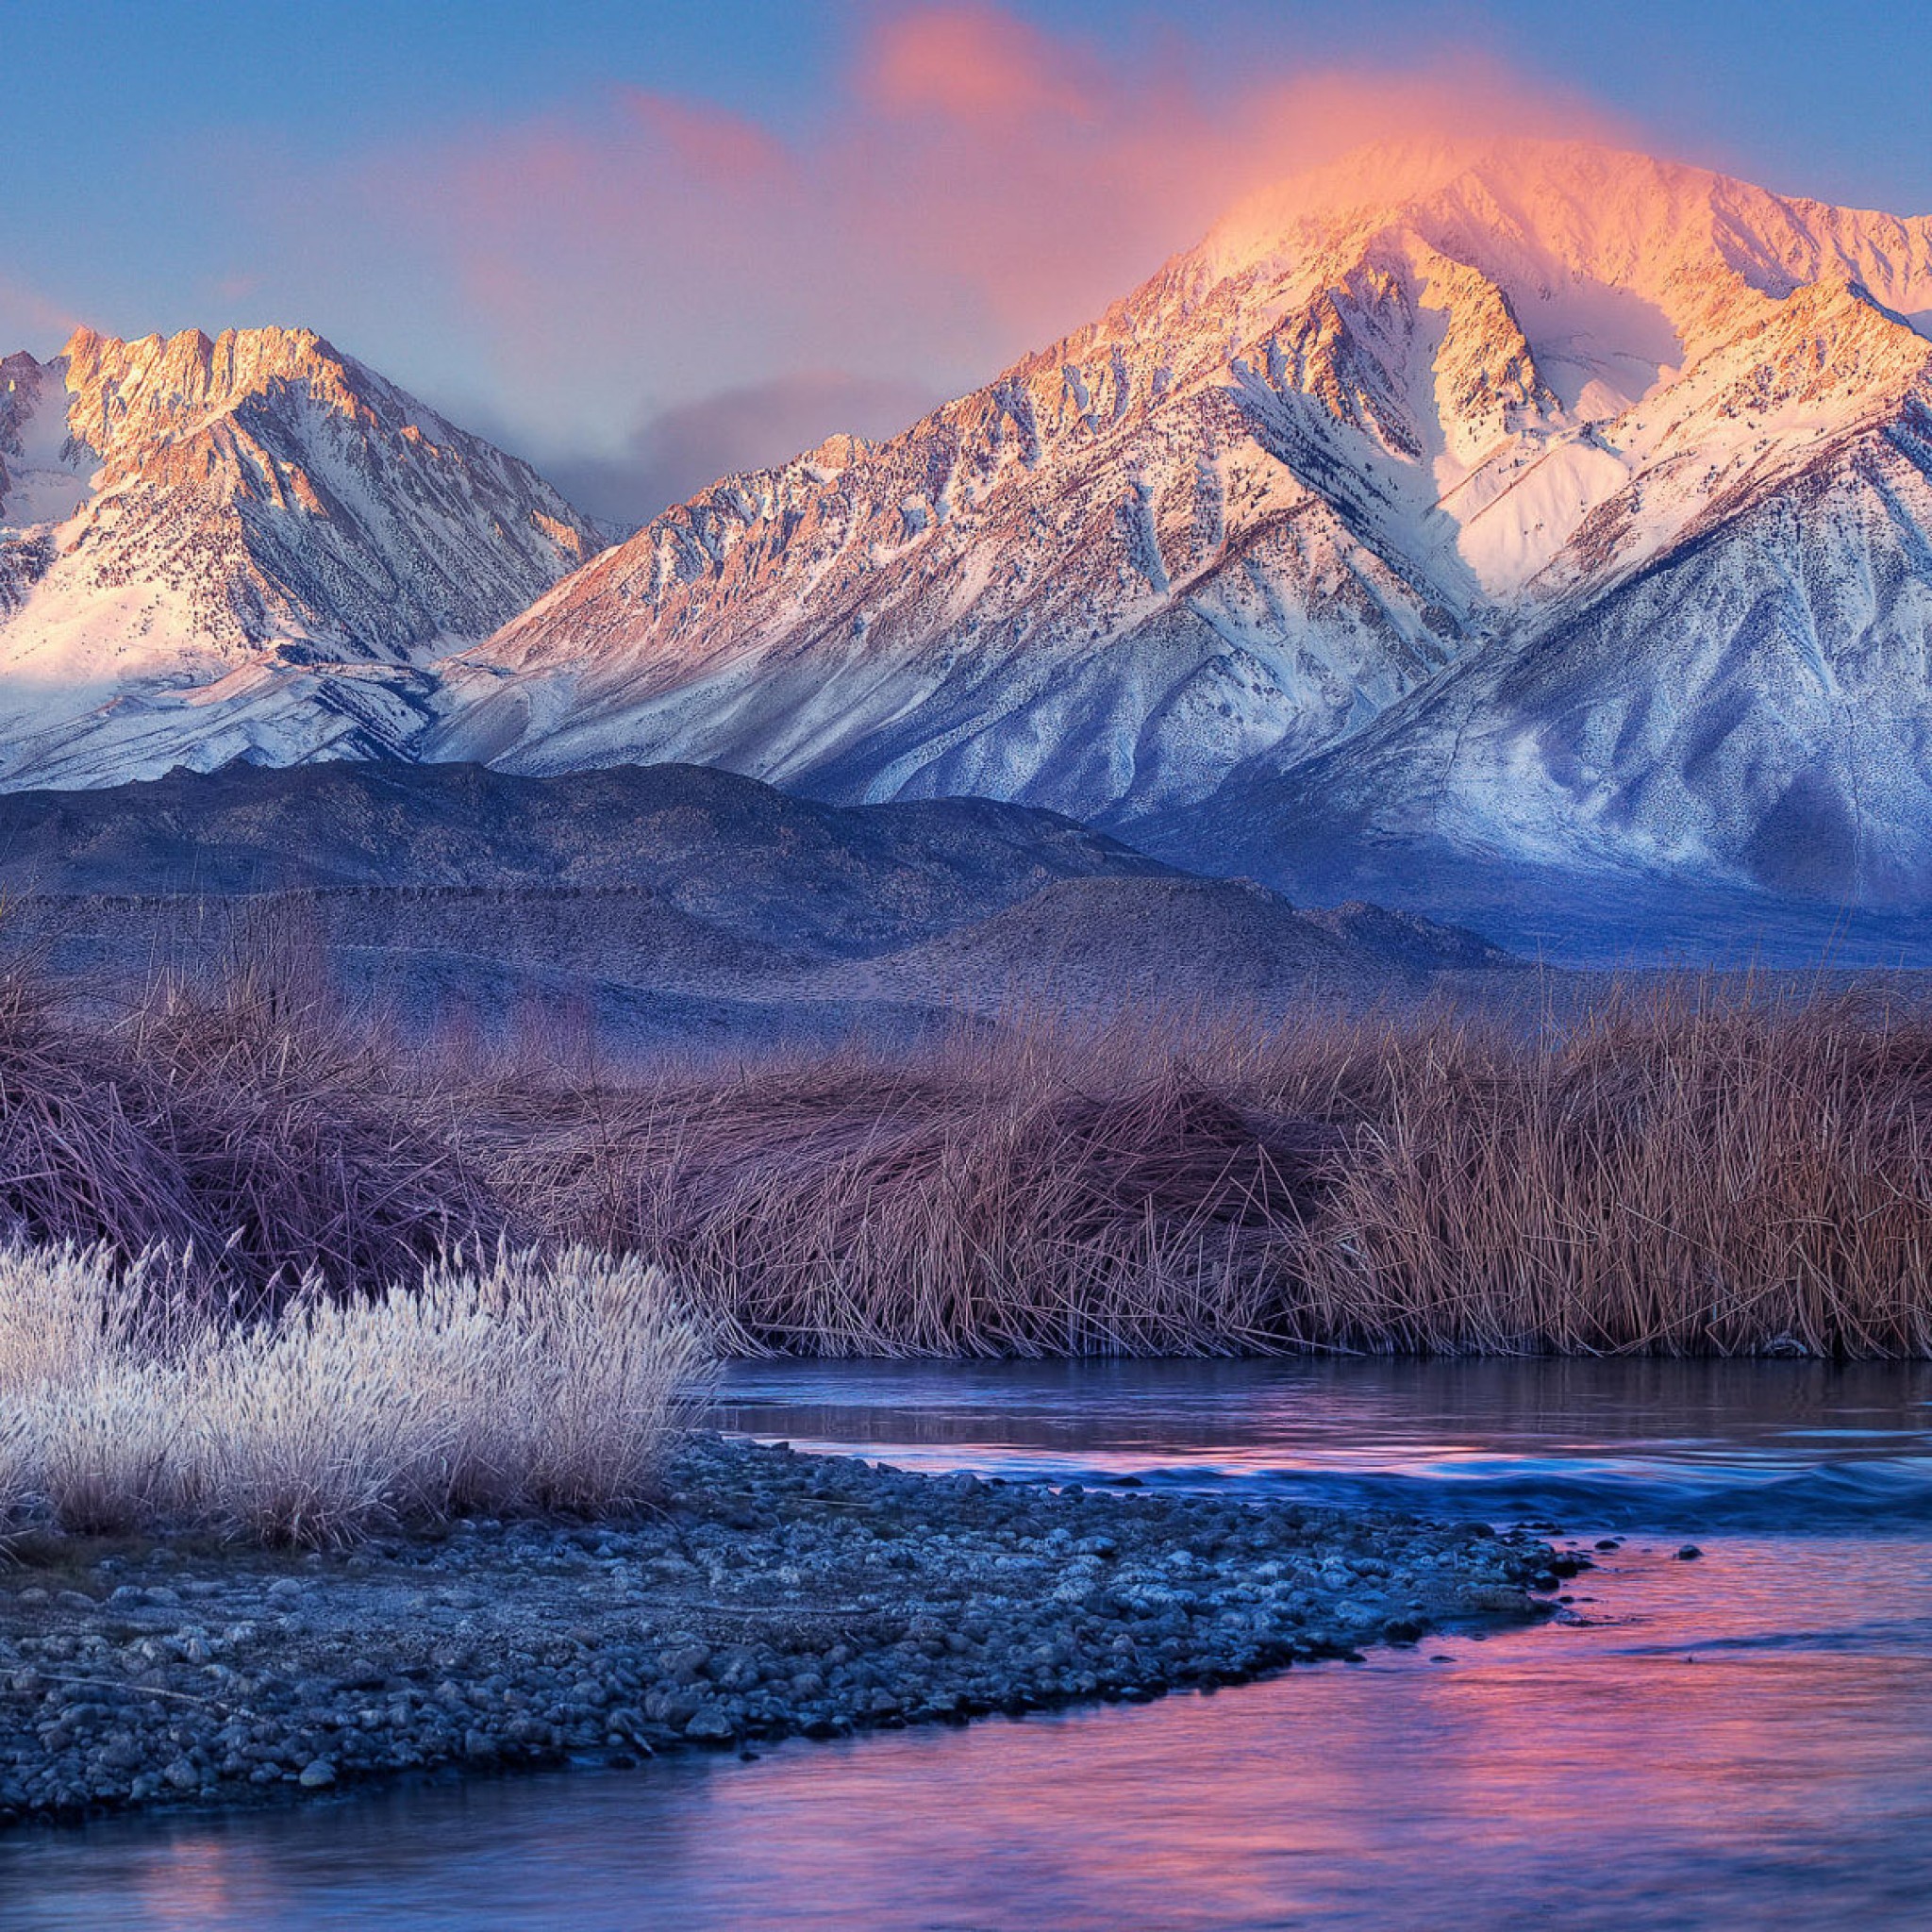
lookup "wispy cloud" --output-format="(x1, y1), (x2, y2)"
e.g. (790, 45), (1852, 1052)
(265, 6), (1640, 504)
(0, 275), (83, 352)
(540, 370), (942, 528)
(351, 8), (1631, 426)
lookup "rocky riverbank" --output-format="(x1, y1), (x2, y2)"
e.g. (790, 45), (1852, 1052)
(0, 1435), (1582, 1828)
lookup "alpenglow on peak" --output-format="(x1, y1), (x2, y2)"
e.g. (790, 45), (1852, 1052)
(9, 143), (1932, 909)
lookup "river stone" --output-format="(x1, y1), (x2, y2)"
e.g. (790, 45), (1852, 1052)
(0, 1432), (1566, 1831)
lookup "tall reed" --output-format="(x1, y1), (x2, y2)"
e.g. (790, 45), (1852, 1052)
(0, 940), (506, 1307)
(482, 985), (1932, 1358)
(8, 924), (1932, 1358)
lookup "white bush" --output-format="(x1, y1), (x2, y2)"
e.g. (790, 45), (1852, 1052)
(0, 1243), (712, 1546)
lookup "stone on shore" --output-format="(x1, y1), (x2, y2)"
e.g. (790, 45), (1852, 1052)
(0, 1434), (1582, 1830)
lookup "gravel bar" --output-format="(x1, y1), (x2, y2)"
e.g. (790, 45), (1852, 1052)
(0, 1435), (1584, 1828)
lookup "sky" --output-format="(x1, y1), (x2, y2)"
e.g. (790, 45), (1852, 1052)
(3, 0), (1928, 526)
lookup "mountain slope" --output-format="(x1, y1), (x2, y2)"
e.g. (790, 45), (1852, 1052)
(1138, 416), (1932, 907)
(427, 138), (1932, 897)
(0, 761), (1535, 1054)
(0, 325), (602, 787)
(0, 758), (1182, 955)
(808, 874), (1437, 1013)
(9, 143), (1932, 916)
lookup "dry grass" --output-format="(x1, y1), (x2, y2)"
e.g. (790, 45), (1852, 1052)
(0, 940), (507, 1308)
(479, 984), (1932, 1359)
(0, 1244), (713, 1546)
(1284, 990), (1932, 1357)
(6, 927), (1931, 1360)
(483, 1032), (1339, 1356)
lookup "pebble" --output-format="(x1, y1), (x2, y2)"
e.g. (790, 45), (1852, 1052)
(0, 1434), (1574, 1831)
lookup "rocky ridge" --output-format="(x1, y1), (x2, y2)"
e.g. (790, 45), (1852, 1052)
(0, 325), (603, 788)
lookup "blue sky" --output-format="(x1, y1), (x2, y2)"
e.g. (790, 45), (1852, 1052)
(3, 1), (1925, 522)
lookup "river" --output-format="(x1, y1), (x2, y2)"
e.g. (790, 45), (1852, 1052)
(5, 1358), (1928, 1930)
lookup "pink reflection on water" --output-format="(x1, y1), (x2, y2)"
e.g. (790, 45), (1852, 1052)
(10, 1357), (1930, 1930)
(11, 1540), (1929, 1931)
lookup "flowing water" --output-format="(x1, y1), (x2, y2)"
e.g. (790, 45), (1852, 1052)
(4, 1359), (1929, 1930)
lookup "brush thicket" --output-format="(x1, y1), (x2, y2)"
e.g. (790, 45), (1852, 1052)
(0, 929), (506, 1307)
(6, 920), (1931, 1358)
(0, 1244), (711, 1546)
(484, 986), (1932, 1359)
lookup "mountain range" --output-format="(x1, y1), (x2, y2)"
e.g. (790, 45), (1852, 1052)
(6, 139), (1932, 927)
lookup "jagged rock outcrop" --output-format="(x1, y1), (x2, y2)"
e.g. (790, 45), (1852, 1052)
(0, 325), (602, 786)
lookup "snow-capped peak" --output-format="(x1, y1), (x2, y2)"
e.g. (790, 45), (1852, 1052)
(1204, 139), (1932, 323)
(12, 143), (1932, 912)
(0, 324), (605, 789)
(410, 139), (1932, 908)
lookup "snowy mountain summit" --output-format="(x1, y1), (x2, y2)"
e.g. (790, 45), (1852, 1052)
(425, 139), (1932, 905)
(0, 325), (602, 787)
(10, 142), (1932, 909)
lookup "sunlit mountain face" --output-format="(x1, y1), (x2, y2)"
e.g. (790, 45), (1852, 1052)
(426, 138), (1932, 906)
(0, 325), (603, 787)
(8, 139), (1932, 906)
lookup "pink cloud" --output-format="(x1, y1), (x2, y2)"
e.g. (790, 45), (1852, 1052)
(621, 90), (792, 181)
(344, 8), (1642, 458)
(860, 5), (1100, 125)
(0, 274), (83, 352)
